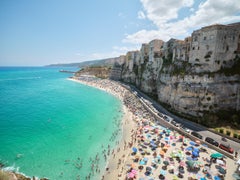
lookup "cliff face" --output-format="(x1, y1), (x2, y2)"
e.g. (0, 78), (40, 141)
(118, 23), (240, 126)
(121, 55), (240, 126)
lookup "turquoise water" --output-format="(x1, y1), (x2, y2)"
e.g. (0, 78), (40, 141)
(0, 67), (123, 179)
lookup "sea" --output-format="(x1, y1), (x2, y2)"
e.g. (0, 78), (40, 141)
(0, 66), (123, 179)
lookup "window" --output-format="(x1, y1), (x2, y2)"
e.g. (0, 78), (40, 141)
(226, 45), (229, 51)
(203, 36), (207, 40)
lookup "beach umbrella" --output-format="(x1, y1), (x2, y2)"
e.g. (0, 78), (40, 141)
(185, 146), (193, 151)
(192, 150), (199, 157)
(164, 137), (170, 142)
(214, 176), (221, 180)
(160, 150), (165, 156)
(169, 165), (175, 170)
(127, 172), (135, 178)
(179, 161), (185, 167)
(210, 152), (223, 158)
(143, 157), (148, 162)
(131, 169), (137, 174)
(186, 160), (196, 167)
(132, 147), (138, 153)
(218, 166), (226, 174)
(189, 141), (196, 146)
(216, 159), (225, 165)
(139, 160), (145, 165)
(173, 175), (178, 180)
(195, 140), (200, 144)
(160, 169), (166, 175)
(131, 164), (136, 168)
(146, 166), (152, 172)
(193, 147), (199, 152)
(186, 156), (193, 161)
(163, 160), (169, 166)
(237, 158), (240, 165)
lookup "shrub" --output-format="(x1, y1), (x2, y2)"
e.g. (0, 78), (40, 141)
(238, 135), (240, 140)
(226, 130), (231, 136)
(219, 129), (224, 134)
(233, 133), (238, 138)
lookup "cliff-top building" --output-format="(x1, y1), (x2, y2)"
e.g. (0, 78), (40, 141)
(189, 22), (240, 72)
(148, 39), (164, 62)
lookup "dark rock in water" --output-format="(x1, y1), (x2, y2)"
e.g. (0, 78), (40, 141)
(0, 162), (4, 168)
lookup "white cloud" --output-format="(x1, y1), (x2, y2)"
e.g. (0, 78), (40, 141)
(140, 0), (194, 26)
(124, 0), (240, 44)
(138, 11), (146, 19)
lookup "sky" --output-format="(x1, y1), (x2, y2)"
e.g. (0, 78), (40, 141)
(0, 0), (240, 66)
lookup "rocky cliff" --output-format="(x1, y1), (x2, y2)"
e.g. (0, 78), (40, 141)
(75, 66), (111, 79)
(119, 23), (240, 127)
(121, 53), (240, 127)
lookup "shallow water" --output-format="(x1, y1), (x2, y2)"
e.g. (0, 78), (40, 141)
(0, 67), (123, 179)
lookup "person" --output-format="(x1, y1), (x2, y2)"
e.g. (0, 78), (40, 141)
(235, 151), (238, 158)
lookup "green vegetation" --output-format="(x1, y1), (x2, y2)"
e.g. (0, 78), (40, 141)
(75, 66), (111, 79)
(162, 54), (172, 66)
(226, 130), (231, 136)
(217, 55), (240, 76)
(219, 128), (224, 134)
(233, 133), (238, 138)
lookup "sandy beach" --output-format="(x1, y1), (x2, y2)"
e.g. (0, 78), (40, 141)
(69, 76), (240, 180)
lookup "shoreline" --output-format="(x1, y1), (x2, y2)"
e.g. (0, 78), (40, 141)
(68, 77), (139, 179)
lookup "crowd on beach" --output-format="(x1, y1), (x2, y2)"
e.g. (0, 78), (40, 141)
(69, 76), (239, 180)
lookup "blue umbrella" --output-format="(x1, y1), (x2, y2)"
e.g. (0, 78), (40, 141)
(164, 137), (170, 141)
(139, 160), (145, 165)
(193, 147), (199, 152)
(132, 147), (138, 153)
(192, 150), (199, 157)
(143, 157), (148, 162)
(186, 156), (193, 161)
(160, 170), (166, 175)
(190, 141), (196, 146)
(185, 146), (193, 151)
(214, 176), (221, 180)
